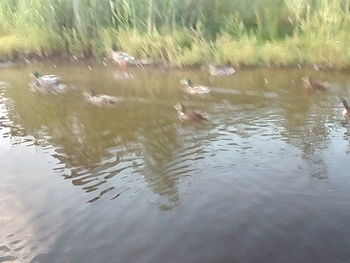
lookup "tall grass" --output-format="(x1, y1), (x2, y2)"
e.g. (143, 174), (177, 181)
(0, 0), (350, 67)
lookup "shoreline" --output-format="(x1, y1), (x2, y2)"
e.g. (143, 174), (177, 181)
(1, 55), (350, 72)
(1, 0), (349, 72)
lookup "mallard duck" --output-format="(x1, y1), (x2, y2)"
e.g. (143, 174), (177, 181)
(208, 64), (235, 76)
(341, 98), (350, 117)
(30, 71), (66, 94)
(111, 51), (136, 70)
(302, 76), (329, 91)
(174, 103), (207, 122)
(180, 79), (211, 95)
(83, 90), (122, 107)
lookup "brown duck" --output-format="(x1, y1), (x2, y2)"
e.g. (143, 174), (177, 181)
(174, 103), (207, 122)
(302, 76), (329, 91)
(83, 90), (122, 107)
(341, 98), (350, 117)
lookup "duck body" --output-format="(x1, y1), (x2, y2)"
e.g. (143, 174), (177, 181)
(208, 64), (235, 76)
(174, 103), (207, 122)
(341, 98), (350, 117)
(111, 51), (137, 70)
(83, 91), (122, 107)
(111, 51), (136, 63)
(30, 72), (66, 94)
(180, 79), (211, 95)
(302, 76), (329, 91)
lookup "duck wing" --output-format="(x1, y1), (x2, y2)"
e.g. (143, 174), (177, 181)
(37, 75), (62, 89)
(189, 111), (208, 121)
(41, 75), (61, 83)
(192, 85), (211, 94)
(312, 81), (329, 90)
(112, 52), (135, 62)
(210, 66), (235, 76)
(98, 95), (120, 104)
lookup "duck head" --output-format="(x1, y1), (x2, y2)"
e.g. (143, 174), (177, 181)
(174, 102), (186, 113)
(83, 91), (90, 99)
(33, 71), (41, 79)
(302, 76), (311, 86)
(83, 90), (97, 99)
(208, 64), (216, 70)
(341, 98), (349, 109)
(180, 78), (193, 87)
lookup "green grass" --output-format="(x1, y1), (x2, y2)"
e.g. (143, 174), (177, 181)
(1, 0), (350, 68)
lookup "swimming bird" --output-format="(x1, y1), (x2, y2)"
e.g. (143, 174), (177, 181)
(208, 64), (235, 76)
(180, 79), (211, 95)
(341, 98), (350, 117)
(83, 90), (122, 107)
(111, 51), (136, 70)
(30, 71), (66, 94)
(174, 103), (207, 122)
(302, 76), (329, 91)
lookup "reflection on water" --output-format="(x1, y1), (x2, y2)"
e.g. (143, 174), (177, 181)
(1, 62), (350, 262)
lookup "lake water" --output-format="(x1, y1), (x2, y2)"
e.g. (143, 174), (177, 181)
(1, 61), (350, 263)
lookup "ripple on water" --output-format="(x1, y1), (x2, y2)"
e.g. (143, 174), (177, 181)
(1, 66), (350, 262)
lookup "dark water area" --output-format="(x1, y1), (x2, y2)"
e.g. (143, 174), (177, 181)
(1, 61), (350, 263)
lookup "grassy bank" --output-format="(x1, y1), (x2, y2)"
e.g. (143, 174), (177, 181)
(1, 0), (350, 68)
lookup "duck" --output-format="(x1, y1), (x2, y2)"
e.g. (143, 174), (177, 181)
(341, 98), (350, 117)
(174, 103), (207, 122)
(180, 79), (211, 95)
(302, 76), (329, 91)
(83, 90), (122, 107)
(111, 51), (136, 70)
(30, 71), (66, 94)
(208, 64), (235, 76)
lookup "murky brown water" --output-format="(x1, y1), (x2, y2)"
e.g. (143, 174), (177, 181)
(1, 61), (350, 263)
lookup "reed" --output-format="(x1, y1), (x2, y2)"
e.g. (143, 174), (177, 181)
(0, 0), (349, 67)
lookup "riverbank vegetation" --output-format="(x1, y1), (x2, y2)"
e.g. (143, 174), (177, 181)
(1, 0), (350, 67)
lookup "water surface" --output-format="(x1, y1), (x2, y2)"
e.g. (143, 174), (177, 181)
(1, 61), (350, 263)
